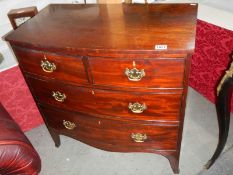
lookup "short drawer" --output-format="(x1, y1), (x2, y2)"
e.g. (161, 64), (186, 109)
(13, 47), (88, 85)
(40, 105), (179, 151)
(27, 76), (182, 122)
(89, 57), (185, 88)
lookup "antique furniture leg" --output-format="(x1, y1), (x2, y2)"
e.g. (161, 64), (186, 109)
(39, 111), (61, 147)
(48, 128), (61, 147)
(205, 60), (233, 169)
(166, 152), (180, 174)
(160, 151), (180, 174)
(38, 106), (61, 147)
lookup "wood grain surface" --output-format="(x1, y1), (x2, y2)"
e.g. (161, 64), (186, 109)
(5, 4), (198, 174)
(89, 57), (185, 88)
(5, 4), (197, 54)
(13, 47), (88, 85)
(27, 76), (182, 121)
(40, 105), (179, 151)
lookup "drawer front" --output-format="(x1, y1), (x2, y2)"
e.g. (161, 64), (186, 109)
(27, 76), (94, 113)
(89, 57), (185, 88)
(92, 89), (182, 121)
(40, 106), (179, 151)
(13, 47), (88, 85)
(27, 76), (182, 121)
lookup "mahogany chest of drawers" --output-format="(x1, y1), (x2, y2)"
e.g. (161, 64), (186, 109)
(5, 3), (197, 174)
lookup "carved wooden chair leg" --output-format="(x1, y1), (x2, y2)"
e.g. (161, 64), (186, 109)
(205, 61), (233, 169)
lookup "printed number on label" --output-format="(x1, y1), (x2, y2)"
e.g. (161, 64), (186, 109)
(155, 45), (168, 50)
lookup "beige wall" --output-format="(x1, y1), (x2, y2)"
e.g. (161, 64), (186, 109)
(97, 0), (149, 3)
(97, 0), (134, 3)
(97, 0), (124, 3)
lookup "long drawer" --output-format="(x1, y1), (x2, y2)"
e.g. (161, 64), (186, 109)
(40, 105), (179, 151)
(89, 57), (185, 88)
(13, 47), (88, 85)
(26, 76), (93, 113)
(91, 89), (182, 121)
(27, 76), (182, 121)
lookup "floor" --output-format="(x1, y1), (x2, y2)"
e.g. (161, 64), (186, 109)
(26, 87), (233, 175)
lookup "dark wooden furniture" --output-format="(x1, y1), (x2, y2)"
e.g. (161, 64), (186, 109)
(205, 55), (233, 169)
(5, 4), (198, 174)
(7, 6), (38, 29)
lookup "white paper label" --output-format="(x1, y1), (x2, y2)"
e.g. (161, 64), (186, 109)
(155, 45), (168, 50)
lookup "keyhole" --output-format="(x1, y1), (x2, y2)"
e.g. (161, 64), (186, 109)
(133, 61), (136, 67)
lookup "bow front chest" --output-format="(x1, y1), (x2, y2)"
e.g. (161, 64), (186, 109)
(5, 3), (197, 174)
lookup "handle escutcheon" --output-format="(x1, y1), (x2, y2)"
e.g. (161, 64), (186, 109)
(63, 120), (76, 130)
(128, 102), (147, 114)
(41, 58), (56, 73)
(52, 91), (66, 102)
(125, 67), (145, 81)
(131, 133), (147, 143)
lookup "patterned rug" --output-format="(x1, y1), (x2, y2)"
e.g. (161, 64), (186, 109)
(0, 19), (233, 132)
(0, 66), (43, 131)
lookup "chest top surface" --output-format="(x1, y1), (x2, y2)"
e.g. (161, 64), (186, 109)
(5, 3), (197, 54)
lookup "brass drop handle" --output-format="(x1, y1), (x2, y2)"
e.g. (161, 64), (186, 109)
(52, 91), (66, 102)
(128, 102), (147, 113)
(41, 58), (56, 73)
(63, 120), (76, 130)
(125, 67), (145, 81)
(131, 133), (147, 143)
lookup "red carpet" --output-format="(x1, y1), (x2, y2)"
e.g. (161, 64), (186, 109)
(0, 66), (43, 132)
(0, 20), (233, 132)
